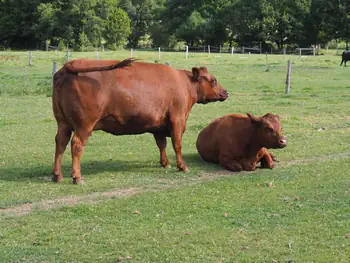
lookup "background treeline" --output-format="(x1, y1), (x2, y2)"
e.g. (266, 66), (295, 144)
(0, 0), (349, 51)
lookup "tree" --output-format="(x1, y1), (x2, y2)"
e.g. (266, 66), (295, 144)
(175, 11), (205, 46)
(104, 7), (131, 50)
(0, 0), (46, 48)
(120, 0), (166, 47)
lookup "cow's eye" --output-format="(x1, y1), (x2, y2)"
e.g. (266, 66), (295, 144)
(264, 127), (274, 132)
(211, 79), (217, 86)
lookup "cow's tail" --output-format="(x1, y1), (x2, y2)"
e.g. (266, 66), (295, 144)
(65, 58), (136, 73)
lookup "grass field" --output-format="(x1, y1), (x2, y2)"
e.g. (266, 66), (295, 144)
(0, 50), (349, 262)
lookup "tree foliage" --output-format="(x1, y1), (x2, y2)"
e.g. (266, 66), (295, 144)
(0, 0), (349, 50)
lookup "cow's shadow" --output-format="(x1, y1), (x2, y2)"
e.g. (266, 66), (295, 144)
(0, 153), (221, 182)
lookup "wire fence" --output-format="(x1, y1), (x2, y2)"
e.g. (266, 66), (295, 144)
(0, 46), (346, 97)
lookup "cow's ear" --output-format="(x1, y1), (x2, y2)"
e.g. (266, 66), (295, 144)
(247, 112), (259, 124)
(192, 67), (201, 81)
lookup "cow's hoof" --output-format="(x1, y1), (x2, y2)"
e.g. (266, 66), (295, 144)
(178, 165), (189, 172)
(52, 173), (63, 183)
(163, 164), (171, 169)
(272, 157), (279, 162)
(72, 177), (85, 185)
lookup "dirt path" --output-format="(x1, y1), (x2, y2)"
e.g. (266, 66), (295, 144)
(1, 152), (349, 217)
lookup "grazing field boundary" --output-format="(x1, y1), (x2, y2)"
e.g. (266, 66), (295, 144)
(1, 151), (349, 218)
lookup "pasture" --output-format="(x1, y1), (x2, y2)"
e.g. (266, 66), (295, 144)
(0, 50), (349, 262)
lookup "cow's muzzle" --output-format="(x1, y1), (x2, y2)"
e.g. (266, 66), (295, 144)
(219, 90), (229, 101)
(279, 136), (287, 148)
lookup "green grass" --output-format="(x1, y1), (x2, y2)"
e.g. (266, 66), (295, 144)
(0, 51), (349, 262)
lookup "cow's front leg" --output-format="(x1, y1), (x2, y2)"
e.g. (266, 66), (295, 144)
(71, 129), (91, 184)
(153, 133), (171, 168)
(258, 148), (274, 169)
(170, 120), (188, 172)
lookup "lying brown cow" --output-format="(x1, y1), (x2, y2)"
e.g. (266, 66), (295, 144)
(196, 112), (287, 171)
(52, 58), (228, 184)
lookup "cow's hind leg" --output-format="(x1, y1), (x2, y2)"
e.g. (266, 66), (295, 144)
(219, 154), (243, 171)
(153, 133), (171, 168)
(52, 123), (72, 182)
(170, 120), (188, 172)
(71, 128), (91, 184)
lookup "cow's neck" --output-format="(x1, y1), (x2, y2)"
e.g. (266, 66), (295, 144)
(182, 70), (200, 105)
(188, 77), (200, 105)
(246, 126), (263, 157)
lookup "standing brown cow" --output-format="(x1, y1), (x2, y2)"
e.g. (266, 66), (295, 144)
(196, 112), (287, 171)
(52, 58), (228, 184)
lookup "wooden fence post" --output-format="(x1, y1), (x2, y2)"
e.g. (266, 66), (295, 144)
(208, 45), (210, 55)
(52, 61), (57, 79)
(29, 51), (32, 66)
(185, 45), (188, 59)
(285, 60), (291, 94)
(96, 51), (99, 59)
(158, 47), (161, 60)
(231, 47), (234, 56)
(130, 48), (133, 58)
(66, 51), (70, 62)
(336, 43), (339, 55)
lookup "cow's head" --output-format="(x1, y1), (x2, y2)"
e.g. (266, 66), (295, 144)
(192, 67), (228, 104)
(247, 112), (287, 149)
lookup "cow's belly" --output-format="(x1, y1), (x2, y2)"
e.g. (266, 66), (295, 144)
(94, 114), (169, 135)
